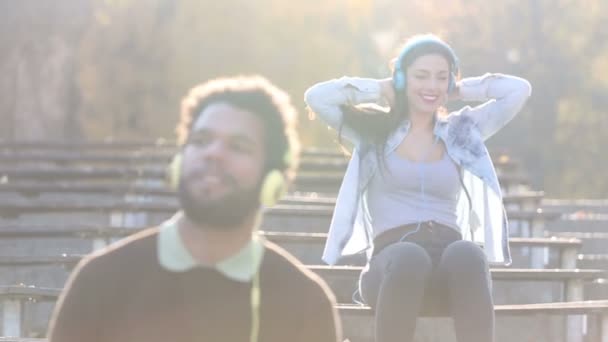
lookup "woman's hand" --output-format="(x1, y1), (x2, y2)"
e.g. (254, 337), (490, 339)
(379, 78), (396, 107)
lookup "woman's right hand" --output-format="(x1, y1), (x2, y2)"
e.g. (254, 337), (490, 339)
(379, 78), (396, 107)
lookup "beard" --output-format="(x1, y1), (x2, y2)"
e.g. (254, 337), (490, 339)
(177, 174), (261, 230)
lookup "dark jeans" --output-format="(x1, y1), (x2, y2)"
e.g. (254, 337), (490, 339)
(359, 222), (494, 342)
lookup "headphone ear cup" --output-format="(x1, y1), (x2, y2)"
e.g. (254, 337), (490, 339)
(259, 170), (286, 207)
(166, 154), (183, 191)
(393, 69), (406, 90)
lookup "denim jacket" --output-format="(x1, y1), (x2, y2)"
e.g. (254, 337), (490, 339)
(304, 73), (532, 266)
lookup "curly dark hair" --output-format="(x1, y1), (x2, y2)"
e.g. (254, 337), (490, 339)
(176, 75), (300, 182)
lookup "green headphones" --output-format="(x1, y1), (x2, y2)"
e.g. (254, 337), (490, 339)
(166, 148), (292, 207)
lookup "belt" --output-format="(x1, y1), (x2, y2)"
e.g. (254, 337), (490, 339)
(372, 221), (460, 257)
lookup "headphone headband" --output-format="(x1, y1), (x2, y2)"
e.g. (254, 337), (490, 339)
(393, 35), (460, 91)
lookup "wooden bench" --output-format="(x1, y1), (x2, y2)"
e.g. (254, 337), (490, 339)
(0, 142), (520, 168)
(282, 191), (545, 210)
(549, 232), (608, 254)
(0, 255), (599, 304)
(266, 206), (561, 236)
(0, 182), (544, 212)
(308, 265), (605, 303)
(0, 152), (351, 173)
(0, 165), (529, 194)
(0, 286), (59, 337)
(339, 300), (608, 342)
(0, 201), (560, 232)
(0, 203), (562, 265)
(0, 255), (81, 269)
(0, 283), (606, 340)
(0, 232), (582, 265)
(0, 140), (177, 151)
(577, 254), (608, 270)
(262, 231), (581, 268)
(0, 154), (521, 176)
(0, 226), (581, 269)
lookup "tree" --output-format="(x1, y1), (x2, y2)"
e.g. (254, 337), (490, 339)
(0, 0), (92, 141)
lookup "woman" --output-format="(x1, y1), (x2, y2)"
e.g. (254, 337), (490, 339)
(304, 34), (531, 342)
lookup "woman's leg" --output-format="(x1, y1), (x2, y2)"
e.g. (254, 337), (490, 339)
(438, 240), (494, 342)
(359, 242), (433, 342)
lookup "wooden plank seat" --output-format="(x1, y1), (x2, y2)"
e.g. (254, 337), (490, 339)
(0, 142), (519, 167)
(262, 231), (581, 268)
(0, 225), (581, 269)
(0, 255), (599, 285)
(0, 140), (178, 151)
(0, 152), (523, 176)
(0, 255), (602, 304)
(307, 265), (605, 303)
(0, 182), (544, 211)
(0, 201), (560, 235)
(0, 153), (351, 173)
(0, 285), (59, 337)
(548, 232), (608, 254)
(339, 299), (608, 315)
(0, 227), (582, 265)
(339, 300), (608, 342)
(0, 284), (606, 339)
(0, 165), (529, 194)
(0, 200), (557, 219)
(577, 254), (608, 270)
(0, 255), (602, 319)
(0, 281), (606, 340)
(0, 182), (544, 214)
(281, 191), (545, 210)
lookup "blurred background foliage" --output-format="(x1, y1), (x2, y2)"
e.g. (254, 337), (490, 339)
(1, 0), (607, 197)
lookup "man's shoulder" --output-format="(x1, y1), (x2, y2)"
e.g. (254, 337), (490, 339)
(261, 239), (337, 301)
(261, 239), (308, 274)
(261, 240), (342, 341)
(78, 227), (160, 272)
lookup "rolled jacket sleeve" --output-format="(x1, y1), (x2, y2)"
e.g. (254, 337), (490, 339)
(304, 77), (382, 144)
(458, 73), (532, 140)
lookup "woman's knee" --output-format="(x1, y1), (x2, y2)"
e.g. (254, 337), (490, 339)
(440, 241), (493, 295)
(360, 242), (432, 307)
(381, 242), (433, 278)
(440, 240), (488, 273)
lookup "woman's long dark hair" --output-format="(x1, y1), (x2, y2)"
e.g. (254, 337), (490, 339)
(338, 38), (459, 171)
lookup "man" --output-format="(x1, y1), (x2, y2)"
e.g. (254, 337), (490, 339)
(48, 76), (342, 342)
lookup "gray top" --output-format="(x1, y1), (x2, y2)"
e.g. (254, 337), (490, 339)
(367, 151), (462, 238)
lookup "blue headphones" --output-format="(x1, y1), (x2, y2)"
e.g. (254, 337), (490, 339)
(392, 35), (460, 93)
